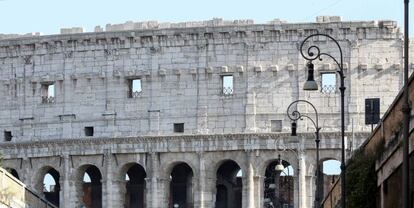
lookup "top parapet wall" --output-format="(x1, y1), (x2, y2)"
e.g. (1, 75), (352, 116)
(0, 16), (401, 47)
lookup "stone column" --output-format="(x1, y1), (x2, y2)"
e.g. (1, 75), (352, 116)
(254, 175), (264, 208)
(113, 179), (127, 208)
(158, 178), (170, 208)
(148, 153), (158, 208)
(61, 155), (71, 208)
(196, 152), (205, 208)
(298, 152), (307, 208)
(243, 151), (255, 208)
(205, 171), (216, 208)
(148, 152), (170, 208)
(103, 151), (114, 208)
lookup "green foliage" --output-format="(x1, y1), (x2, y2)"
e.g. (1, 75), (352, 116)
(346, 149), (378, 208)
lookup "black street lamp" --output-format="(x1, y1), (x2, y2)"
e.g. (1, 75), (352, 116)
(287, 99), (321, 208)
(299, 33), (346, 208)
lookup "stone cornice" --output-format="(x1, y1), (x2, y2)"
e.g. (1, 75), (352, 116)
(0, 132), (370, 159)
(0, 20), (400, 48)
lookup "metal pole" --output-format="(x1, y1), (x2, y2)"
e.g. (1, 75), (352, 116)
(402, 0), (411, 207)
(286, 99), (321, 208)
(299, 33), (345, 208)
(340, 78), (346, 208)
(315, 128), (321, 208)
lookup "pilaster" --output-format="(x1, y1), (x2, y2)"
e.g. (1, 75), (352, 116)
(61, 155), (71, 208)
(298, 152), (307, 208)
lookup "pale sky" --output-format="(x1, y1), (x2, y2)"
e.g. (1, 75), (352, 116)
(0, 0), (410, 35)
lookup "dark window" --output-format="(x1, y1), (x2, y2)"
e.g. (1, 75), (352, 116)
(41, 83), (55, 103)
(222, 75), (233, 96)
(365, 98), (380, 125)
(174, 123), (184, 133)
(321, 73), (336, 94)
(127, 79), (142, 98)
(4, 131), (12, 141)
(85, 127), (94, 137)
(271, 120), (282, 132)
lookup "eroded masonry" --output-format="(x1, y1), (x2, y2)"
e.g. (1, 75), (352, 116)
(0, 17), (409, 208)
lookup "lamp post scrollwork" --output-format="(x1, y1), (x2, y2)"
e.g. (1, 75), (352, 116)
(287, 99), (321, 208)
(299, 33), (346, 208)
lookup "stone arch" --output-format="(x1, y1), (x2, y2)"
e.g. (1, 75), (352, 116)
(4, 167), (20, 180)
(75, 164), (103, 208)
(169, 162), (194, 208)
(161, 158), (198, 180)
(259, 157), (298, 177)
(319, 157), (341, 175)
(118, 162), (147, 208)
(263, 158), (295, 208)
(215, 159), (243, 208)
(319, 158), (341, 201)
(33, 166), (61, 207)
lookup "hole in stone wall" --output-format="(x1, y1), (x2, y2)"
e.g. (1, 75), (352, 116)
(215, 160), (242, 208)
(41, 83), (55, 103)
(127, 78), (142, 98)
(221, 75), (233, 96)
(170, 163), (194, 208)
(125, 164), (147, 208)
(43, 168), (60, 207)
(85, 127), (94, 137)
(4, 131), (12, 141)
(174, 123), (184, 133)
(81, 166), (102, 208)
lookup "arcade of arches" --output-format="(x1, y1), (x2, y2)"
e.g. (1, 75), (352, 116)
(2, 135), (352, 208)
(2, 148), (344, 208)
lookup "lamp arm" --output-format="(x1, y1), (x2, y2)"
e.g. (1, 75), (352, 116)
(287, 99), (320, 129)
(300, 33), (344, 77)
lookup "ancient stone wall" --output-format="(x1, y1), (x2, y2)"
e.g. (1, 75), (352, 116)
(0, 18), (407, 142)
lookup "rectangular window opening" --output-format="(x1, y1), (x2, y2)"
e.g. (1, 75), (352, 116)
(174, 123), (184, 133)
(321, 73), (336, 94)
(84, 127), (94, 137)
(41, 83), (55, 103)
(222, 75), (233, 96)
(4, 131), (12, 142)
(128, 78), (142, 98)
(271, 120), (282, 132)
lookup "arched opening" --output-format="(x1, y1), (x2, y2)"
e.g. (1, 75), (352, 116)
(169, 163), (194, 208)
(264, 159), (294, 208)
(80, 165), (102, 208)
(6, 168), (19, 180)
(43, 168), (60, 207)
(215, 160), (242, 208)
(125, 164), (147, 208)
(320, 159), (341, 200)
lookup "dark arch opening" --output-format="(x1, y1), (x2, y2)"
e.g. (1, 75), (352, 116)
(125, 164), (147, 208)
(263, 160), (294, 208)
(215, 160), (242, 208)
(169, 163), (194, 208)
(7, 168), (19, 180)
(82, 165), (102, 208)
(43, 168), (60, 207)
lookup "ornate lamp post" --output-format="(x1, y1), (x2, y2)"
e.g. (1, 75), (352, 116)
(287, 99), (321, 207)
(299, 34), (346, 208)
